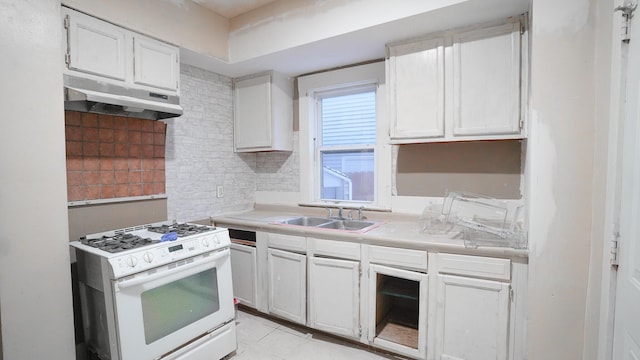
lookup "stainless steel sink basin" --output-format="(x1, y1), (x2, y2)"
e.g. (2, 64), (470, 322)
(316, 219), (378, 231)
(277, 216), (381, 233)
(280, 216), (333, 227)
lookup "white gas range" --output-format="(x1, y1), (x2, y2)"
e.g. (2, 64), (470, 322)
(71, 221), (237, 360)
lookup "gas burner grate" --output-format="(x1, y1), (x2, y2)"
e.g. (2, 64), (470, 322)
(146, 223), (214, 237)
(81, 233), (160, 253)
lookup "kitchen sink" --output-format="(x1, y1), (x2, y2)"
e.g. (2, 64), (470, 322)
(316, 219), (378, 231)
(277, 216), (381, 233)
(280, 216), (333, 227)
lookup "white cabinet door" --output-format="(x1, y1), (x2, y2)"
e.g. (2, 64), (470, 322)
(452, 22), (522, 136)
(388, 37), (445, 141)
(234, 74), (273, 151)
(233, 71), (293, 152)
(65, 10), (127, 81)
(435, 274), (510, 360)
(308, 257), (360, 338)
(230, 243), (257, 308)
(267, 248), (306, 324)
(133, 35), (179, 92)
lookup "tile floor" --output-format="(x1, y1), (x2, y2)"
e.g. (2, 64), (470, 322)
(230, 308), (405, 360)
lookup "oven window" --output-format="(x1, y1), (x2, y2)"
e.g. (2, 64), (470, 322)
(141, 268), (220, 344)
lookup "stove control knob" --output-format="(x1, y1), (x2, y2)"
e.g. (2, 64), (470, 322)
(143, 252), (154, 263)
(126, 256), (138, 267)
(213, 235), (221, 245)
(202, 238), (210, 248)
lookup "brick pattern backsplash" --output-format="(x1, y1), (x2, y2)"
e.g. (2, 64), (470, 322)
(65, 111), (166, 202)
(165, 64), (257, 221)
(256, 132), (300, 192)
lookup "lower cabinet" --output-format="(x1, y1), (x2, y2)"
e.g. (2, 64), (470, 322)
(368, 263), (429, 360)
(308, 256), (360, 338)
(434, 253), (512, 360)
(229, 243), (257, 308)
(435, 274), (510, 360)
(253, 231), (523, 360)
(267, 248), (307, 324)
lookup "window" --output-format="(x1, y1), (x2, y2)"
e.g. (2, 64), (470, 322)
(298, 62), (390, 208)
(316, 88), (376, 202)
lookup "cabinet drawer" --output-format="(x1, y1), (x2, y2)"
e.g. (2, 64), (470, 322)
(437, 253), (510, 281)
(309, 238), (360, 260)
(267, 233), (306, 253)
(368, 245), (427, 271)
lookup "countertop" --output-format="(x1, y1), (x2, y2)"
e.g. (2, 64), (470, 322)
(212, 205), (528, 259)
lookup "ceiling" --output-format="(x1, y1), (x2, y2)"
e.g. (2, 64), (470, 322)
(180, 0), (530, 78)
(192, 0), (277, 18)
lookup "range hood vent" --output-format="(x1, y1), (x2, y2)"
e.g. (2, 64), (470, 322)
(63, 75), (183, 120)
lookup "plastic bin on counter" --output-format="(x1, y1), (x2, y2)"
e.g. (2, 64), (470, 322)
(420, 191), (528, 249)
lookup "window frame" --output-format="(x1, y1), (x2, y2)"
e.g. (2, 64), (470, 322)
(298, 62), (390, 209)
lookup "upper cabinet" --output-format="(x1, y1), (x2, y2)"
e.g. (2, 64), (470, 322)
(62, 7), (180, 94)
(233, 71), (293, 152)
(64, 9), (127, 81)
(452, 22), (522, 137)
(388, 17), (527, 144)
(388, 38), (445, 140)
(132, 36), (180, 91)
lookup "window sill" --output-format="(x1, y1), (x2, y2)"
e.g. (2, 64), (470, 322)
(298, 202), (391, 212)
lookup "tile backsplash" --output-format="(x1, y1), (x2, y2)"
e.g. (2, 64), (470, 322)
(65, 111), (166, 202)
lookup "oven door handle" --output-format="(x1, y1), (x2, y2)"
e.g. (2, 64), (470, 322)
(116, 249), (229, 290)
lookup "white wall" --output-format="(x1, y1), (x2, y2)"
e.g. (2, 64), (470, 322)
(585, 0), (618, 358)
(0, 0), (76, 359)
(526, 0), (596, 358)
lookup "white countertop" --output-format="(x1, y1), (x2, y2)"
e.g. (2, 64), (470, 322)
(212, 206), (528, 259)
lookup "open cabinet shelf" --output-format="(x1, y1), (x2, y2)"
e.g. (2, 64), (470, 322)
(376, 307), (419, 349)
(375, 274), (420, 350)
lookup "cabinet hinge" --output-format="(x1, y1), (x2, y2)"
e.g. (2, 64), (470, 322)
(509, 286), (514, 301)
(610, 231), (621, 267)
(615, 3), (637, 42)
(358, 327), (362, 337)
(63, 15), (71, 66)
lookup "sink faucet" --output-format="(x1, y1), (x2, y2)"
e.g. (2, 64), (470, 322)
(326, 205), (346, 220)
(358, 206), (365, 220)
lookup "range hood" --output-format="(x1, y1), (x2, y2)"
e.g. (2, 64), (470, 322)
(63, 75), (183, 120)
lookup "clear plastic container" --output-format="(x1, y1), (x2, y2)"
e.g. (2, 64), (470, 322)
(440, 191), (527, 249)
(419, 204), (455, 234)
(462, 227), (528, 249)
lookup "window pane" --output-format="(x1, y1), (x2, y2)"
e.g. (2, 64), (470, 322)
(321, 150), (374, 202)
(321, 91), (376, 146)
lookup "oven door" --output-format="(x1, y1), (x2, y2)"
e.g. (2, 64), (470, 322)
(112, 248), (234, 360)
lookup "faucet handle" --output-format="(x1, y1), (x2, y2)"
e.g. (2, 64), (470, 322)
(327, 208), (333, 218)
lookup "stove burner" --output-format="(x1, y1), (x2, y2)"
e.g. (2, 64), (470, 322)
(81, 233), (160, 253)
(146, 223), (214, 237)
